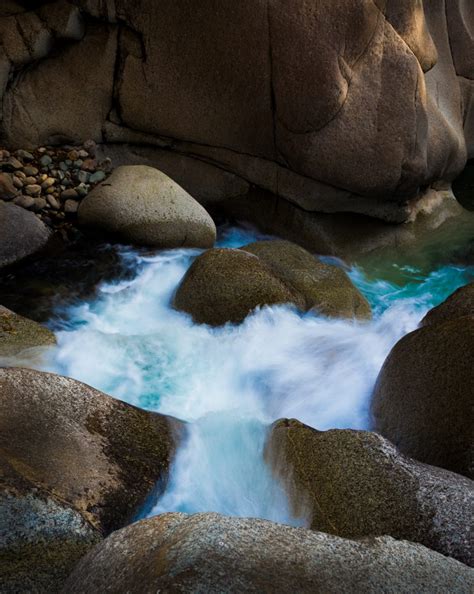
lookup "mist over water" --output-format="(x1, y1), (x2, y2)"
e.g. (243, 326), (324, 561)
(38, 226), (474, 526)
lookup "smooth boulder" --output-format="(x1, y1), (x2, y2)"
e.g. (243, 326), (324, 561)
(78, 165), (216, 248)
(0, 368), (183, 593)
(372, 316), (474, 479)
(62, 512), (474, 593)
(0, 305), (56, 357)
(421, 283), (474, 326)
(243, 240), (371, 319)
(267, 419), (473, 565)
(0, 202), (50, 269)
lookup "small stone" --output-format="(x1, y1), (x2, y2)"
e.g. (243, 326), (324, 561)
(81, 158), (97, 172)
(24, 176), (37, 185)
(64, 199), (78, 214)
(89, 170), (106, 184)
(57, 170), (65, 181)
(74, 159), (83, 168)
(68, 150), (79, 161)
(15, 171), (26, 180)
(37, 147), (47, 154)
(75, 182), (89, 197)
(0, 150), (11, 159)
(13, 195), (35, 209)
(39, 155), (53, 167)
(61, 189), (79, 201)
(39, 173), (48, 182)
(77, 170), (90, 184)
(32, 198), (47, 212)
(25, 184), (42, 197)
(15, 149), (34, 162)
(78, 149), (89, 159)
(65, 159), (72, 166)
(59, 162), (69, 172)
(62, 179), (72, 187)
(12, 176), (24, 189)
(83, 139), (96, 157)
(101, 158), (113, 173)
(0, 172), (18, 200)
(46, 187), (55, 195)
(41, 177), (55, 190)
(23, 166), (39, 176)
(47, 195), (60, 209)
(3, 156), (23, 171)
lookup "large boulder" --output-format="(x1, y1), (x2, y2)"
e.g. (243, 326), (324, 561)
(243, 240), (371, 319)
(62, 512), (474, 593)
(0, 368), (183, 593)
(421, 283), (474, 326)
(0, 305), (56, 357)
(0, 202), (51, 269)
(372, 316), (474, 479)
(78, 165), (216, 248)
(174, 248), (303, 326)
(267, 419), (473, 565)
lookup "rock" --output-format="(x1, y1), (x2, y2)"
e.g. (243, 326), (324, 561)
(15, 149), (34, 162)
(23, 165), (38, 176)
(46, 195), (60, 209)
(60, 188), (79, 200)
(25, 184), (41, 196)
(372, 317), (474, 479)
(62, 512), (474, 594)
(243, 240), (371, 320)
(64, 199), (78, 214)
(0, 305), (56, 357)
(0, 202), (50, 268)
(67, 150), (79, 161)
(0, 368), (183, 593)
(0, 172), (17, 200)
(41, 176), (56, 190)
(12, 175), (23, 189)
(24, 176), (37, 185)
(39, 154), (52, 167)
(89, 170), (106, 184)
(421, 283), (474, 327)
(32, 197), (47, 212)
(79, 165), (217, 249)
(174, 248), (303, 326)
(267, 420), (474, 565)
(77, 170), (90, 184)
(2, 156), (23, 171)
(75, 182), (88, 197)
(13, 195), (35, 210)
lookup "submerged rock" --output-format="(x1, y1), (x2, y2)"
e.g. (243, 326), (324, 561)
(421, 283), (474, 326)
(0, 368), (183, 593)
(174, 241), (371, 326)
(78, 165), (216, 248)
(62, 512), (474, 593)
(0, 202), (50, 269)
(372, 316), (474, 479)
(267, 420), (474, 566)
(0, 305), (56, 357)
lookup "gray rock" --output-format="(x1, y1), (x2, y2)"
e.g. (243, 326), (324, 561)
(79, 165), (216, 249)
(0, 202), (50, 268)
(0, 305), (56, 357)
(32, 197), (47, 212)
(0, 172), (17, 200)
(421, 283), (474, 327)
(15, 149), (34, 162)
(62, 513), (474, 594)
(64, 199), (78, 214)
(89, 170), (106, 184)
(39, 154), (53, 167)
(13, 195), (35, 210)
(46, 195), (60, 209)
(23, 166), (38, 176)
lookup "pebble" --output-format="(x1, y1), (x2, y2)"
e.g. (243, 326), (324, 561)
(61, 188), (79, 201)
(68, 150), (79, 161)
(64, 199), (78, 214)
(0, 172), (17, 200)
(0, 150), (10, 159)
(24, 176), (37, 185)
(47, 195), (60, 209)
(46, 186), (55, 195)
(15, 149), (34, 162)
(59, 162), (69, 172)
(81, 158), (97, 172)
(75, 182), (89, 197)
(83, 139), (96, 157)
(4, 156), (23, 171)
(12, 176), (23, 189)
(32, 198), (47, 212)
(14, 195), (35, 209)
(25, 184), (42, 196)
(23, 166), (39, 176)
(77, 170), (90, 184)
(37, 147), (47, 154)
(15, 171), (26, 180)
(78, 149), (89, 159)
(39, 155), (53, 167)
(89, 170), (106, 184)
(41, 177), (55, 190)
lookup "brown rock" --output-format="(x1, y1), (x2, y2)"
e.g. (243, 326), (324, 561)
(0, 305), (56, 357)
(23, 166), (38, 176)
(61, 188), (79, 200)
(13, 195), (35, 209)
(64, 199), (78, 214)
(25, 184), (41, 196)
(0, 172), (17, 200)
(421, 283), (474, 327)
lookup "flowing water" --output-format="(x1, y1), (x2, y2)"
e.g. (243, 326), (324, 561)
(8, 224), (474, 526)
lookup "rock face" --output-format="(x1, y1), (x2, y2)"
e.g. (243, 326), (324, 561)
(0, 305), (56, 357)
(78, 165), (216, 248)
(0, 1), (471, 224)
(372, 316), (474, 479)
(421, 283), (474, 326)
(0, 368), (182, 593)
(174, 241), (370, 326)
(267, 419), (474, 566)
(0, 202), (50, 269)
(62, 512), (474, 594)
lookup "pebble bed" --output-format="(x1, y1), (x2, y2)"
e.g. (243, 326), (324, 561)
(0, 141), (112, 229)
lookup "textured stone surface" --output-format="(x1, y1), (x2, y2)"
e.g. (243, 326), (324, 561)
(62, 512), (474, 593)
(79, 165), (216, 248)
(421, 283), (474, 326)
(0, 202), (50, 269)
(372, 316), (474, 479)
(0, 305), (56, 357)
(267, 420), (474, 565)
(0, 368), (183, 592)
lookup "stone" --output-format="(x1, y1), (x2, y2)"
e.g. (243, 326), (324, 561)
(23, 166), (38, 176)
(25, 184), (41, 197)
(75, 182), (88, 197)
(0, 172), (17, 200)
(24, 176), (37, 185)
(64, 199), (78, 214)
(79, 165), (217, 249)
(32, 197), (47, 212)
(89, 170), (106, 184)
(78, 149), (89, 159)
(62, 513), (474, 594)
(41, 177), (55, 190)
(15, 149), (34, 162)
(12, 175), (23, 189)
(67, 150), (79, 161)
(13, 195), (35, 210)
(3, 156), (22, 171)
(60, 188), (79, 201)
(0, 202), (50, 268)
(0, 305), (56, 357)
(39, 154), (52, 167)
(0, 367), (183, 593)
(267, 420), (474, 565)
(243, 240), (371, 320)
(46, 195), (60, 209)
(372, 316), (474, 479)
(421, 283), (474, 327)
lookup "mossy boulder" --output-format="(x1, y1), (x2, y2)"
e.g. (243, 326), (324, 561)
(173, 248), (304, 326)
(0, 305), (56, 357)
(62, 512), (474, 593)
(0, 368), (184, 593)
(78, 165), (216, 249)
(174, 241), (371, 326)
(372, 316), (474, 479)
(421, 283), (474, 327)
(267, 419), (473, 566)
(243, 240), (371, 320)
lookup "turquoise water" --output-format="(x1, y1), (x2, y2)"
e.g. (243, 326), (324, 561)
(29, 225), (473, 525)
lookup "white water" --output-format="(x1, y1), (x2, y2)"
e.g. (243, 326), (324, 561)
(39, 225), (473, 526)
